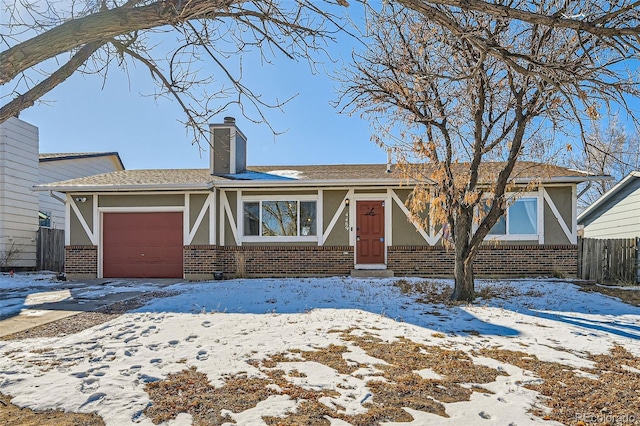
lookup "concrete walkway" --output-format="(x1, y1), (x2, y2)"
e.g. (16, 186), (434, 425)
(0, 278), (182, 338)
(0, 310), (80, 337)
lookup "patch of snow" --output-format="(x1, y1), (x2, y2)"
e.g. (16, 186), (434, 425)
(267, 169), (304, 179)
(0, 276), (638, 425)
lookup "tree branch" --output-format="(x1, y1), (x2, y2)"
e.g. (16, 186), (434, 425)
(0, 41), (104, 123)
(399, 0), (640, 38)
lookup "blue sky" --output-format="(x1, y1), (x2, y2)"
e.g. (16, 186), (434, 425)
(16, 6), (382, 171)
(10, 5), (639, 172)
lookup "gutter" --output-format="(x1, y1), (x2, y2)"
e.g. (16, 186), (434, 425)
(33, 183), (214, 192)
(32, 174), (612, 193)
(48, 190), (66, 204)
(510, 175), (613, 184)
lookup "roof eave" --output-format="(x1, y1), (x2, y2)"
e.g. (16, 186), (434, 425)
(33, 183), (213, 192)
(577, 171), (640, 223)
(511, 175), (613, 184)
(212, 178), (408, 188)
(39, 152), (125, 170)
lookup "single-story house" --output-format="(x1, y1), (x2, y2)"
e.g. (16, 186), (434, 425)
(0, 117), (124, 269)
(578, 171), (640, 238)
(36, 117), (599, 280)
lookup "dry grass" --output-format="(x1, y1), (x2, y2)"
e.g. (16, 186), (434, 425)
(5, 326), (640, 425)
(0, 394), (104, 426)
(5, 280), (640, 425)
(575, 282), (640, 307)
(394, 279), (457, 305)
(393, 279), (543, 305)
(144, 367), (276, 425)
(479, 345), (640, 425)
(146, 330), (506, 425)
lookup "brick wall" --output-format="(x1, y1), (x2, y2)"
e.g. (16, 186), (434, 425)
(388, 245), (577, 278)
(67, 244), (576, 279)
(184, 245), (217, 275)
(184, 245), (354, 278)
(64, 245), (97, 277)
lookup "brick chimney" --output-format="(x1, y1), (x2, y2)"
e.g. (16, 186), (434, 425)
(209, 117), (247, 175)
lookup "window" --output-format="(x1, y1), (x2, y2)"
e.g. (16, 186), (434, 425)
(39, 211), (51, 228)
(488, 197), (538, 236)
(243, 200), (317, 239)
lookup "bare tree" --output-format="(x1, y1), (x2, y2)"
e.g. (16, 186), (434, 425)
(2, 0), (639, 137)
(0, 0), (346, 139)
(339, 2), (639, 301)
(571, 118), (640, 209)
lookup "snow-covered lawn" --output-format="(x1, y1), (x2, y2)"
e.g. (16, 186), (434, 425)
(1, 276), (639, 425)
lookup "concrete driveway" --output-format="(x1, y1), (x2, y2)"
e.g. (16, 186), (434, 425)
(0, 273), (182, 337)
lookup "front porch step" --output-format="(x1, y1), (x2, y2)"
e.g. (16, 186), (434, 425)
(350, 269), (395, 278)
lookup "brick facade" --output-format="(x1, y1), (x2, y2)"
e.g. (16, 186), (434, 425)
(68, 244), (577, 279)
(388, 245), (577, 278)
(64, 245), (98, 277)
(184, 245), (218, 276)
(183, 245), (354, 278)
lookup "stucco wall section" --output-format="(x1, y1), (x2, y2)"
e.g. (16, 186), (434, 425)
(544, 186), (573, 244)
(322, 190), (349, 246)
(98, 194), (184, 207)
(189, 194), (210, 245)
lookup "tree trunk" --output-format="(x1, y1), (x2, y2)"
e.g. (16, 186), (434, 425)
(451, 250), (475, 301)
(450, 210), (476, 302)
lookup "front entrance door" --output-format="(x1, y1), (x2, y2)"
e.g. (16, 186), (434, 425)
(356, 201), (385, 265)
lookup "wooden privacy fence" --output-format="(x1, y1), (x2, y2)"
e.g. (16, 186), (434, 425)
(578, 237), (639, 285)
(36, 228), (65, 272)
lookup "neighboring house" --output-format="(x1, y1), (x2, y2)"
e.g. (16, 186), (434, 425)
(0, 118), (39, 269)
(578, 171), (640, 238)
(0, 117), (124, 269)
(39, 152), (125, 230)
(37, 117), (597, 280)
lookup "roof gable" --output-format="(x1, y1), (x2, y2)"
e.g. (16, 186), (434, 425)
(39, 152), (125, 170)
(578, 171), (640, 224)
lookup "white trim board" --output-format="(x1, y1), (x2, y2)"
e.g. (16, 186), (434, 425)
(389, 189), (440, 246)
(543, 189), (576, 244)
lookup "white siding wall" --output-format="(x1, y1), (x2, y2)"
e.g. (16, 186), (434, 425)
(0, 117), (39, 268)
(582, 178), (640, 238)
(39, 156), (122, 230)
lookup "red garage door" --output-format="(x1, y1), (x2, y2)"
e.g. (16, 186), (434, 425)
(103, 212), (183, 278)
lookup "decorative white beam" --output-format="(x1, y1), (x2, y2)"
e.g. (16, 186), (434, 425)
(542, 189), (576, 244)
(69, 197), (96, 245)
(322, 189), (353, 244)
(389, 190), (440, 246)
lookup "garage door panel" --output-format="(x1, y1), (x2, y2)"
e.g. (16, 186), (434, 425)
(103, 212), (183, 278)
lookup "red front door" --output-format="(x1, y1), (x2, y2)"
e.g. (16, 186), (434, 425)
(356, 201), (385, 264)
(102, 212), (183, 278)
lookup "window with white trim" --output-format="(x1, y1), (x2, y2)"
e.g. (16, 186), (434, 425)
(487, 197), (538, 237)
(243, 199), (317, 239)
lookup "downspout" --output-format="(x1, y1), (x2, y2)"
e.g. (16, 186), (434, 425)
(49, 190), (65, 204)
(577, 181), (592, 200)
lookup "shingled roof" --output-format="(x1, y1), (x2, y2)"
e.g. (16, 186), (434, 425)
(35, 161), (595, 192)
(39, 152), (125, 170)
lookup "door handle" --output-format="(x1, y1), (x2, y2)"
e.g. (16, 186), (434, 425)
(379, 237), (384, 242)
